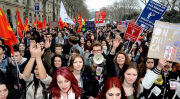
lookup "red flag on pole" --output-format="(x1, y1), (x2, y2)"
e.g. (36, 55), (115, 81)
(33, 16), (37, 28)
(16, 7), (24, 39)
(43, 17), (46, 28)
(24, 18), (29, 34)
(84, 16), (86, 21)
(77, 11), (82, 33)
(58, 18), (64, 29)
(63, 22), (68, 28)
(0, 8), (18, 55)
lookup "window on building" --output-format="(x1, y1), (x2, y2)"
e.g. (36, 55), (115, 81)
(22, 0), (25, 4)
(15, 0), (18, 2)
(48, 16), (49, 22)
(34, 14), (36, 19)
(48, 4), (49, 11)
(29, 13), (32, 23)
(42, 15), (44, 21)
(29, 0), (31, 6)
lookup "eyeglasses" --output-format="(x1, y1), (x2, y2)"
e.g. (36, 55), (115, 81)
(167, 61), (173, 63)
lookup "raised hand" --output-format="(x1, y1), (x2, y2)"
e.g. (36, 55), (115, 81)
(35, 43), (44, 58)
(44, 39), (51, 49)
(157, 58), (167, 71)
(29, 44), (36, 57)
(112, 36), (121, 48)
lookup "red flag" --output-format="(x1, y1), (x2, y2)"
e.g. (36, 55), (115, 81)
(58, 18), (64, 29)
(37, 20), (43, 30)
(43, 17), (46, 28)
(84, 16), (86, 21)
(16, 8), (24, 39)
(33, 16), (37, 28)
(120, 21), (122, 25)
(0, 8), (18, 55)
(77, 11), (82, 33)
(63, 22), (68, 28)
(24, 18), (29, 34)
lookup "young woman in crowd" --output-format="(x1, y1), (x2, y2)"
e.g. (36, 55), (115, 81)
(139, 58), (156, 79)
(90, 35), (95, 44)
(23, 44), (52, 99)
(50, 54), (66, 76)
(55, 32), (64, 45)
(69, 54), (99, 99)
(79, 37), (85, 54)
(137, 44), (149, 64)
(96, 77), (127, 99)
(84, 39), (93, 58)
(127, 42), (139, 62)
(107, 37), (130, 77)
(119, 62), (141, 99)
(18, 42), (26, 57)
(0, 79), (11, 99)
(101, 39), (110, 55)
(49, 67), (82, 99)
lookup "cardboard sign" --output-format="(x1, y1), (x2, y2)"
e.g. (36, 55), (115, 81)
(148, 20), (180, 63)
(136, 0), (167, 31)
(124, 21), (143, 42)
(95, 11), (106, 26)
(49, 21), (59, 28)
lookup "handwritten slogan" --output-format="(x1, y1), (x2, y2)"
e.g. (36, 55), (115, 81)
(148, 20), (180, 62)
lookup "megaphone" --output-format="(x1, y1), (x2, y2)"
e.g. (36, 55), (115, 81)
(93, 54), (104, 64)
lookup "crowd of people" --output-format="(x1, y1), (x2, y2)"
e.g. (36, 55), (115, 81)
(0, 24), (180, 99)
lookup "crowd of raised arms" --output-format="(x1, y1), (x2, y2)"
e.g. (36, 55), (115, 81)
(0, 24), (180, 99)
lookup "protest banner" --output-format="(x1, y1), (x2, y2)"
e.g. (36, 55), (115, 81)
(136, 0), (167, 31)
(95, 11), (106, 26)
(60, 2), (75, 24)
(49, 21), (59, 28)
(148, 20), (180, 63)
(124, 21), (143, 42)
(82, 21), (95, 31)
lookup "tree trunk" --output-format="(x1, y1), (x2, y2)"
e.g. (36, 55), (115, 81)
(43, 0), (47, 21)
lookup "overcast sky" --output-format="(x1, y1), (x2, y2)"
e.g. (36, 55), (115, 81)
(85, 0), (146, 11)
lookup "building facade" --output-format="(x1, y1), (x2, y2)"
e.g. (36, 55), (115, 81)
(0, 0), (60, 30)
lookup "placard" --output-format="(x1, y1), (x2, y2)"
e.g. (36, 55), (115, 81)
(148, 20), (180, 63)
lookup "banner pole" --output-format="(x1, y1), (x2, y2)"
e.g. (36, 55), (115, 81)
(13, 55), (20, 91)
(36, 14), (37, 31)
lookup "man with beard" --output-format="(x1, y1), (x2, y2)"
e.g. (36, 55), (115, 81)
(142, 58), (180, 99)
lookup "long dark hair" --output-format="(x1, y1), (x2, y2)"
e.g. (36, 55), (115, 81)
(140, 44), (149, 61)
(0, 79), (12, 99)
(31, 61), (50, 98)
(119, 62), (141, 99)
(51, 54), (65, 76)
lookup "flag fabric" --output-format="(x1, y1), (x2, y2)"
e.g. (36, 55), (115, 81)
(84, 16), (86, 21)
(24, 18), (29, 34)
(33, 16), (37, 28)
(16, 7), (24, 39)
(43, 17), (46, 28)
(58, 18), (64, 29)
(60, 2), (75, 24)
(0, 8), (18, 55)
(37, 20), (43, 30)
(63, 22), (68, 27)
(77, 11), (82, 33)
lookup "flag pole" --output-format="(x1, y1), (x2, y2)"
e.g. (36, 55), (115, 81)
(36, 14), (37, 31)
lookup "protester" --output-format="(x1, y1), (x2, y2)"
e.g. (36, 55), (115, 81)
(23, 43), (52, 99)
(18, 42), (26, 57)
(55, 31), (64, 45)
(50, 54), (66, 76)
(96, 77), (127, 99)
(106, 37), (130, 77)
(49, 67), (82, 99)
(119, 62), (141, 99)
(142, 58), (180, 99)
(69, 54), (99, 99)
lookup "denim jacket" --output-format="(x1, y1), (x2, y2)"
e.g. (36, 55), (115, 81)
(0, 55), (12, 73)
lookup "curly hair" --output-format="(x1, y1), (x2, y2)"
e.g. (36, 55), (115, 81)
(113, 51), (130, 67)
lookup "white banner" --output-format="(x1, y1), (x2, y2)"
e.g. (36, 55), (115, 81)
(60, 2), (75, 24)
